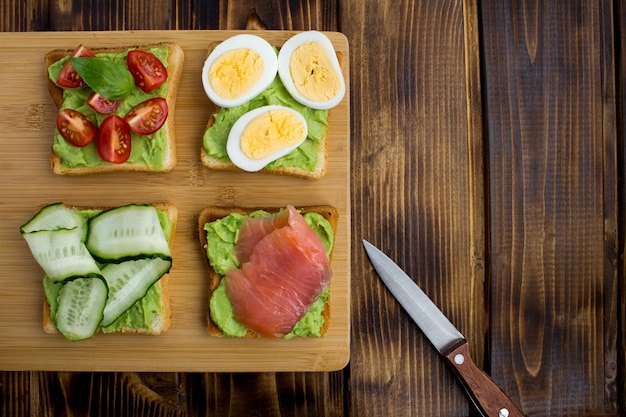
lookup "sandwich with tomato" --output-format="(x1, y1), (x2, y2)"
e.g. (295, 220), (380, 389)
(45, 42), (184, 175)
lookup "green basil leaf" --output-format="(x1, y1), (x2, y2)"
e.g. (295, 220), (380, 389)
(71, 57), (135, 101)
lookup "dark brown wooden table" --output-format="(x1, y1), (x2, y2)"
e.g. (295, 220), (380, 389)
(1, 1), (624, 416)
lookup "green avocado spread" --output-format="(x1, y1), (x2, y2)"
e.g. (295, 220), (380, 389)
(48, 47), (170, 170)
(43, 208), (172, 333)
(204, 210), (334, 338)
(203, 76), (329, 173)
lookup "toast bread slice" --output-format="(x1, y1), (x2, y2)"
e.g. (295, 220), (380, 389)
(197, 205), (338, 338)
(45, 42), (184, 175)
(42, 202), (178, 336)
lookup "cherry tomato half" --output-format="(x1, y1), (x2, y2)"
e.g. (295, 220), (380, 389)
(55, 109), (97, 147)
(124, 97), (169, 135)
(56, 44), (96, 88)
(127, 50), (168, 92)
(96, 115), (132, 164)
(87, 92), (122, 114)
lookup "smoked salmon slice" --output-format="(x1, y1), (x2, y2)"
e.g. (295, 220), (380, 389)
(225, 206), (331, 338)
(234, 207), (290, 264)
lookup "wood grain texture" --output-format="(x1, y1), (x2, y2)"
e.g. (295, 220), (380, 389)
(344, 0), (485, 415)
(480, 0), (619, 415)
(1, 0), (625, 415)
(0, 0), (47, 31)
(47, 0), (181, 31)
(189, 0), (339, 31)
(615, 2), (626, 410)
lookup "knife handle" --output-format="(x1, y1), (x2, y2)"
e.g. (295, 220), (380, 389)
(444, 342), (525, 417)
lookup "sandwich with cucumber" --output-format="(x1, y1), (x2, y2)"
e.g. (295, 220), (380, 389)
(198, 204), (337, 339)
(20, 202), (177, 341)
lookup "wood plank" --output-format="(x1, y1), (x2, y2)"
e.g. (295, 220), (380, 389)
(23, 372), (186, 416)
(0, 0), (48, 31)
(189, 0), (339, 31)
(180, 372), (347, 416)
(343, 0), (485, 415)
(619, 0), (626, 413)
(47, 0), (180, 31)
(0, 1), (190, 31)
(480, 1), (618, 415)
(0, 372), (31, 417)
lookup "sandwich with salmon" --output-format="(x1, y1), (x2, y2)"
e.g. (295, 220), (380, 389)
(198, 205), (338, 338)
(20, 202), (177, 341)
(45, 42), (184, 175)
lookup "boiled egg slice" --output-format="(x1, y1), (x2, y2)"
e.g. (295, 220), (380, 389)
(277, 31), (346, 110)
(227, 105), (308, 172)
(202, 34), (278, 108)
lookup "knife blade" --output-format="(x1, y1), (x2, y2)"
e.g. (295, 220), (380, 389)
(362, 240), (525, 417)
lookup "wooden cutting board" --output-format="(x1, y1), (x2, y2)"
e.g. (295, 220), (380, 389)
(0, 30), (350, 372)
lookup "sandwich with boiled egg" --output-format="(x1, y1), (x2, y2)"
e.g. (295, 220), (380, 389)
(200, 32), (346, 179)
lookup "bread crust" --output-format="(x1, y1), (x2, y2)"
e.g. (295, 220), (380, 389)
(45, 42), (184, 175)
(197, 205), (338, 338)
(42, 202), (177, 336)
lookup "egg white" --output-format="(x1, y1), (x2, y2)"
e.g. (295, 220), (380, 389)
(277, 31), (346, 110)
(202, 34), (278, 108)
(226, 105), (308, 172)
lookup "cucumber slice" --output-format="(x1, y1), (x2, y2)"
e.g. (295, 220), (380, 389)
(20, 203), (88, 241)
(86, 204), (171, 263)
(22, 228), (103, 282)
(55, 277), (108, 341)
(100, 257), (171, 327)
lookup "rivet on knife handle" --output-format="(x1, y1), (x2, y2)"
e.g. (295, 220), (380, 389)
(444, 342), (525, 417)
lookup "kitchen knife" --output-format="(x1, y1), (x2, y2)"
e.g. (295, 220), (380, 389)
(362, 239), (525, 417)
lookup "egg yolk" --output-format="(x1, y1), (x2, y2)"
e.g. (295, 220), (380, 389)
(209, 49), (264, 100)
(289, 41), (342, 102)
(240, 110), (306, 160)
